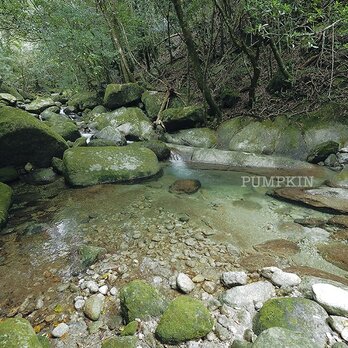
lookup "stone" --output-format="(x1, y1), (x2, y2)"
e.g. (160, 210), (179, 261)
(254, 297), (330, 346)
(99, 285), (108, 295)
(78, 245), (106, 268)
(44, 114), (80, 142)
(155, 296), (214, 344)
(0, 183), (13, 230)
(0, 93), (16, 105)
(252, 327), (317, 348)
(22, 168), (58, 185)
(312, 283), (348, 317)
(165, 128), (217, 148)
(169, 179), (201, 194)
(327, 167), (348, 189)
(161, 106), (205, 132)
(67, 91), (99, 111)
(0, 317), (42, 348)
(104, 83), (144, 109)
(63, 146), (160, 187)
(307, 141), (339, 163)
(220, 281), (275, 310)
(0, 167), (18, 183)
(317, 243), (348, 271)
(51, 323), (69, 338)
(261, 267), (301, 288)
(221, 271), (248, 288)
(328, 316), (348, 338)
(83, 293), (104, 321)
(328, 215), (348, 228)
(0, 106), (68, 167)
(176, 273), (195, 294)
(86, 281), (99, 293)
(120, 321), (138, 336)
(74, 299), (85, 310)
(92, 126), (126, 146)
(25, 97), (55, 114)
(52, 157), (65, 174)
(254, 239), (300, 257)
(128, 141), (170, 161)
(120, 280), (167, 323)
(102, 336), (138, 348)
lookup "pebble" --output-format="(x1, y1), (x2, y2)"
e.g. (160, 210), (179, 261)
(74, 299), (85, 310)
(99, 285), (108, 295)
(52, 323), (69, 338)
(192, 274), (205, 283)
(221, 271), (248, 288)
(328, 316), (348, 340)
(110, 287), (117, 296)
(85, 281), (99, 293)
(176, 273), (195, 294)
(83, 294), (104, 321)
(261, 267), (301, 288)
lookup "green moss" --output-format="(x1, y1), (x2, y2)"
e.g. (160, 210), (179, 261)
(44, 114), (80, 141)
(0, 83), (23, 101)
(0, 182), (13, 230)
(0, 167), (19, 183)
(79, 245), (106, 268)
(120, 321), (138, 336)
(0, 318), (43, 348)
(68, 91), (99, 111)
(104, 83), (144, 109)
(155, 296), (214, 344)
(165, 128), (217, 148)
(25, 97), (55, 114)
(101, 337), (137, 348)
(120, 280), (167, 323)
(128, 141), (170, 161)
(307, 140), (339, 163)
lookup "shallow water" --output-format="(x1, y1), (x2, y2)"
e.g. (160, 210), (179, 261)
(0, 162), (347, 312)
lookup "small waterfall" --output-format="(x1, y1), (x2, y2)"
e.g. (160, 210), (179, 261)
(169, 150), (187, 168)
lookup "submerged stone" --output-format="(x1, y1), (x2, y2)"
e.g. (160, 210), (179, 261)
(79, 244), (106, 268)
(63, 146), (160, 187)
(317, 243), (348, 271)
(155, 296), (214, 344)
(0, 182), (12, 230)
(21, 168), (58, 185)
(169, 179), (201, 194)
(253, 239), (300, 257)
(104, 83), (144, 109)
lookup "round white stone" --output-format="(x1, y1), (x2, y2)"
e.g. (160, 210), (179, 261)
(176, 273), (195, 294)
(52, 323), (69, 338)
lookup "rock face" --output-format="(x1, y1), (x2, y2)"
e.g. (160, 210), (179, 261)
(63, 146), (160, 187)
(312, 283), (348, 317)
(120, 280), (167, 323)
(155, 296), (214, 344)
(44, 114), (80, 141)
(0, 317), (43, 348)
(165, 128), (217, 148)
(161, 106), (205, 132)
(104, 83), (144, 109)
(0, 182), (13, 229)
(0, 106), (68, 167)
(252, 327), (317, 348)
(169, 179), (201, 194)
(25, 97), (55, 114)
(307, 140), (339, 163)
(254, 297), (330, 346)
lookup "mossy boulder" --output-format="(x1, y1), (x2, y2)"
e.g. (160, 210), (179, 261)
(0, 93), (17, 106)
(217, 116), (254, 149)
(120, 321), (138, 336)
(63, 146), (160, 187)
(161, 106), (205, 132)
(25, 97), (56, 114)
(155, 296), (214, 344)
(0, 83), (23, 101)
(252, 327), (317, 348)
(0, 182), (12, 230)
(0, 106), (68, 167)
(92, 126), (127, 146)
(40, 106), (60, 120)
(307, 141), (339, 164)
(44, 114), (80, 141)
(128, 141), (170, 161)
(52, 157), (65, 174)
(101, 337), (138, 348)
(88, 139), (117, 147)
(120, 280), (167, 323)
(165, 128), (217, 148)
(104, 83), (144, 109)
(0, 318), (43, 348)
(327, 167), (348, 188)
(0, 167), (19, 183)
(21, 168), (58, 185)
(79, 244), (106, 268)
(253, 297), (330, 346)
(141, 90), (184, 120)
(68, 91), (99, 111)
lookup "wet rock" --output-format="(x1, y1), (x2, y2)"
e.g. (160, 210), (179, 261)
(79, 245), (106, 268)
(0, 317), (42, 347)
(0, 182), (12, 230)
(239, 254), (280, 272)
(102, 336), (138, 348)
(63, 146), (160, 187)
(176, 273), (195, 294)
(44, 114), (80, 142)
(317, 243), (348, 271)
(92, 126), (127, 146)
(328, 215), (348, 228)
(261, 267), (301, 288)
(21, 168), (58, 185)
(0, 106), (67, 167)
(165, 128), (217, 148)
(252, 327), (317, 348)
(155, 296), (214, 344)
(25, 97), (55, 114)
(120, 280), (167, 323)
(254, 297), (330, 346)
(83, 293), (104, 321)
(21, 222), (49, 236)
(294, 217), (327, 227)
(221, 271), (248, 288)
(169, 179), (201, 194)
(312, 283), (348, 317)
(104, 83), (144, 109)
(254, 239), (300, 257)
(51, 323), (69, 338)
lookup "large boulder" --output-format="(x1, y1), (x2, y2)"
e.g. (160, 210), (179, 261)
(92, 126), (127, 146)
(0, 182), (12, 230)
(0, 106), (68, 167)
(165, 128), (217, 148)
(44, 114), (80, 141)
(120, 280), (167, 323)
(63, 146), (160, 186)
(68, 91), (99, 111)
(155, 296), (214, 344)
(91, 107), (155, 141)
(253, 297), (331, 346)
(307, 141), (339, 164)
(25, 97), (56, 114)
(128, 141), (170, 161)
(0, 83), (23, 101)
(161, 106), (205, 132)
(104, 83), (144, 109)
(0, 93), (17, 106)
(0, 317), (43, 348)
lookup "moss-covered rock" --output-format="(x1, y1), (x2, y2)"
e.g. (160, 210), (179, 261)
(161, 106), (205, 132)
(25, 97), (56, 114)
(63, 146), (160, 187)
(87, 139), (117, 147)
(92, 126), (127, 146)
(327, 167), (348, 188)
(253, 297), (330, 346)
(0, 182), (12, 230)
(0, 93), (17, 106)
(52, 157), (65, 174)
(0, 106), (68, 167)
(104, 83), (144, 109)
(155, 296), (214, 344)
(21, 168), (58, 185)
(101, 336), (138, 348)
(68, 91), (99, 111)
(120, 280), (167, 323)
(120, 321), (138, 336)
(0, 317), (42, 348)
(79, 244), (106, 268)
(165, 128), (217, 148)
(40, 106), (60, 120)
(44, 114), (80, 141)
(307, 141), (339, 164)
(0, 167), (19, 183)
(128, 141), (170, 161)
(217, 116), (254, 149)
(0, 83), (23, 101)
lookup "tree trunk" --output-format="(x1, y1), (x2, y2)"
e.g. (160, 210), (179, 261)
(171, 0), (222, 120)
